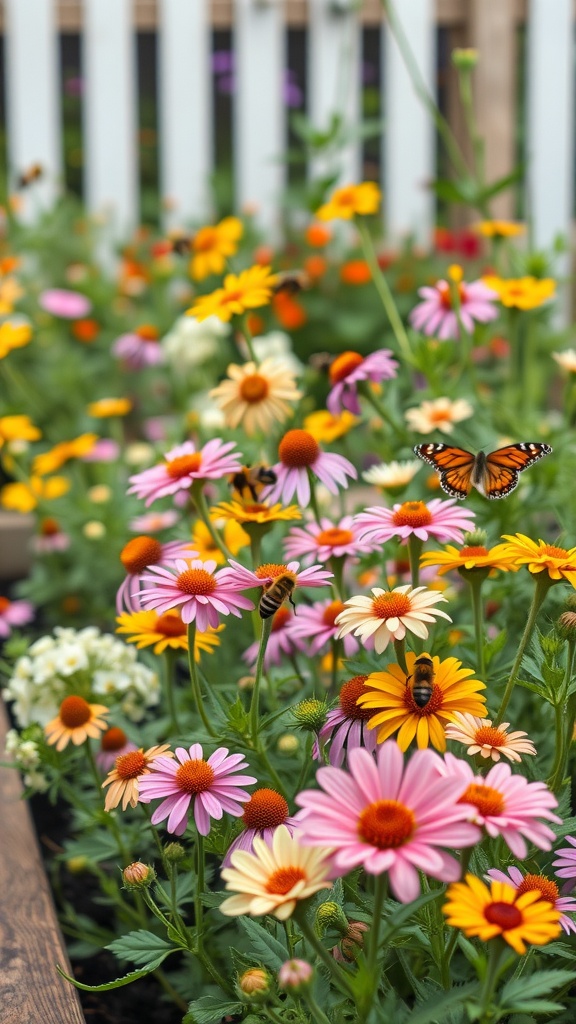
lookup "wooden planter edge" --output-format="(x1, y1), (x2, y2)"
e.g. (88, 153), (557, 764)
(0, 699), (85, 1024)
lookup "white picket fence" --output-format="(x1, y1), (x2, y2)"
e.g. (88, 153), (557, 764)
(2, 0), (575, 254)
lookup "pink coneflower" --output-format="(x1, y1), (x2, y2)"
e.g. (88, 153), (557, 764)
(486, 866), (576, 935)
(283, 515), (375, 566)
(81, 439), (120, 463)
(312, 675), (378, 767)
(295, 742), (481, 902)
(242, 606), (303, 671)
(355, 499), (475, 546)
(441, 753), (561, 858)
(32, 517), (70, 553)
(409, 275), (498, 340)
(113, 325), (164, 369)
(335, 584), (451, 655)
(129, 509), (180, 533)
(327, 349), (398, 416)
(222, 787), (299, 867)
(127, 439), (243, 506)
(223, 558), (333, 594)
(263, 429), (356, 506)
(287, 598), (366, 657)
(138, 743), (257, 836)
(116, 536), (197, 613)
(552, 836), (576, 889)
(95, 726), (138, 773)
(39, 288), (92, 319)
(138, 558), (254, 629)
(0, 596), (34, 637)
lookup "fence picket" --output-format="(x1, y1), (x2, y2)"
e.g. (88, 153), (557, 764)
(383, 0), (435, 245)
(4, 0), (61, 216)
(159, 0), (212, 229)
(83, 0), (138, 235)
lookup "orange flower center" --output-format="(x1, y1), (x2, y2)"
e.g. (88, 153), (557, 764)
(0, 596), (10, 614)
(40, 517), (60, 536)
(265, 866), (307, 895)
(541, 544), (568, 559)
(166, 453), (203, 479)
(115, 749), (148, 779)
(155, 612), (187, 637)
(516, 874), (559, 903)
(59, 695), (92, 728)
(474, 725), (507, 748)
(329, 351), (364, 385)
(392, 501), (433, 528)
(459, 546), (489, 558)
(322, 600), (346, 628)
(256, 563), (289, 580)
(242, 788), (289, 829)
(101, 727), (128, 752)
(358, 799), (415, 848)
(175, 568), (217, 595)
(175, 758), (215, 793)
(272, 606), (291, 631)
(278, 429), (319, 468)
(336, 188), (356, 208)
(437, 282), (466, 310)
(403, 683), (444, 716)
(120, 536), (163, 574)
(239, 373), (269, 404)
(339, 675), (372, 721)
(316, 527), (354, 548)
(136, 324), (159, 342)
(371, 592), (411, 620)
(243, 503), (268, 515)
(193, 226), (218, 252)
(484, 901), (522, 930)
(459, 782), (505, 817)
(220, 289), (243, 306)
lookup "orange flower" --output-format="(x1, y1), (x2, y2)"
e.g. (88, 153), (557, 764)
(72, 318), (100, 343)
(45, 696), (109, 751)
(102, 743), (173, 811)
(306, 222), (332, 247)
(303, 255), (327, 280)
(273, 292), (307, 329)
(340, 260), (371, 286)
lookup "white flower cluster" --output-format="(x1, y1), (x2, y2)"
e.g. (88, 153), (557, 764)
(2, 626), (160, 728)
(4, 729), (48, 793)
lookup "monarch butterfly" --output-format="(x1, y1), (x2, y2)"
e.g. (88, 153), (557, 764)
(413, 442), (552, 500)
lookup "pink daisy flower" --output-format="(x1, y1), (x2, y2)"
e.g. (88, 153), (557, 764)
(138, 558), (254, 629)
(138, 744), (257, 836)
(287, 598), (366, 658)
(486, 866), (576, 935)
(0, 596), (34, 638)
(409, 276), (498, 340)
(39, 288), (92, 319)
(355, 498), (475, 545)
(263, 429), (356, 506)
(242, 606), (304, 671)
(223, 558), (333, 594)
(127, 439), (243, 506)
(552, 836), (576, 889)
(441, 753), (561, 859)
(312, 674), (378, 767)
(129, 509), (180, 533)
(327, 349), (398, 416)
(295, 742), (481, 902)
(222, 787), (299, 867)
(283, 515), (375, 567)
(116, 535), (197, 613)
(113, 325), (164, 369)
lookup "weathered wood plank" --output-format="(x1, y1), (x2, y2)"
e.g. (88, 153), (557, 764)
(0, 700), (85, 1024)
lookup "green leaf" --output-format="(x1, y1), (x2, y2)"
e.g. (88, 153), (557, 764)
(502, 970), (576, 1004)
(56, 955), (171, 992)
(238, 917), (288, 970)
(183, 996), (243, 1024)
(500, 1000), (564, 1015)
(476, 166), (524, 202)
(380, 889), (440, 943)
(484, 629), (508, 664)
(430, 178), (471, 204)
(106, 929), (177, 966)
(398, 983), (478, 1024)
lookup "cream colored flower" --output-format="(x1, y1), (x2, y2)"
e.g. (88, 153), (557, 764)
(445, 712), (536, 763)
(220, 825), (333, 920)
(405, 397), (473, 435)
(552, 349), (576, 374)
(210, 358), (302, 435)
(335, 584), (451, 655)
(362, 460), (421, 488)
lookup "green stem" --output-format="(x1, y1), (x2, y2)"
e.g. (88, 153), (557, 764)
(191, 481), (234, 561)
(300, 990), (333, 1024)
(255, 740), (288, 799)
(250, 616), (273, 744)
(194, 834), (205, 958)
(187, 622), (216, 736)
(407, 534), (422, 589)
(291, 734), (314, 800)
(548, 639), (576, 793)
(250, 533), (262, 570)
(478, 940), (512, 1024)
(468, 576), (486, 679)
(367, 874), (387, 975)
(238, 312), (259, 364)
(307, 470), (323, 526)
(162, 649), (180, 734)
(494, 574), (554, 726)
(295, 908), (355, 1000)
(458, 65), (485, 194)
(393, 637), (407, 674)
(357, 220), (414, 365)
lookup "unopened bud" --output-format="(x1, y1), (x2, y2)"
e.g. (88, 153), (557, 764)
(122, 862), (155, 889)
(278, 959), (313, 991)
(336, 921), (369, 962)
(164, 842), (186, 863)
(277, 733), (299, 754)
(565, 593), (576, 613)
(238, 968), (271, 1001)
(292, 698), (328, 733)
(452, 47), (479, 69)
(315, 901), (349, 936)
(558, 611), (576, 641)
(463, 529), (488, 547)
(66, 856), (89, 875)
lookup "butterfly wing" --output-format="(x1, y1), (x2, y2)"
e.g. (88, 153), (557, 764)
(482, 442), (553, 500)
(413, 443), (476, 500)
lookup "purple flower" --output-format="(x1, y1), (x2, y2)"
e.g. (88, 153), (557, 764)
(39, 289), (92, 319)
(0, 597), (34, 637)
(409, 277), (498, 341)
(327, 349), (398, 416)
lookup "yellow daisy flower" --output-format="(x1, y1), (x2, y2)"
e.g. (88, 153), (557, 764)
(499, 534), (576, 587)
(315, 182), (381, 221)
(189, 265), (278, 323)
(0, 278), (24, 315)
(209, 358), (302, 436)
(116, 609), (223, 659)
(0, 320), (32, 358)
(482, 275), (556, 310)
(303, 409), (359, 443)
(32, 433), (99, 475)
(443, 874), (561, 955)
(0, 415), (41, 448)
(189, 216), (243, 281)
(420, 542), (518, 576)
(45, 695), (109, 752)
(192, 518), (249, 563)
(473, 220), (525, 238)
(87, 397), (133, 418)
(0, 475), (70, 513)
(212, 498), (301, 527)
(358, 651), (486, 752)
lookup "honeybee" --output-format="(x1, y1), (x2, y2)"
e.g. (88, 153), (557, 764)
(259, 574), (297, 619)
(230, 465), (277, 502)
(16, 163), (43, 189)
(405, 655), (435, 708)
(272, 269), (311, 296)
(169, 234), (192, 256)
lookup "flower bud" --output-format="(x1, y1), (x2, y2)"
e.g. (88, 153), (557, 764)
(462, 529), (488, 548)
(557, 611), (576, 641)
(452, 47), (479, 69)
(238, 968), (271, 1001)
(565, 594), (576, 613)
(66, 856), (90, 875)
(278, 959), (313, 991)
(336, 921), (369, 962)
(122, 862), (155, 889)
(164, 842), (186, 863)
(277, 733), (299, 754)
(315, 901), (349, 936)
(292, 698), (328, 733)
